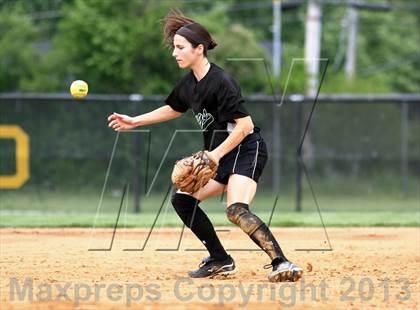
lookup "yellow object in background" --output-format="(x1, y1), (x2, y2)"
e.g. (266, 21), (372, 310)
(0, 125), (29, 189)
(70, 80), (88, 98)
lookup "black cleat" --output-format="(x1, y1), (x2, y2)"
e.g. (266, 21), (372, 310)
(188, 255), (236, 278)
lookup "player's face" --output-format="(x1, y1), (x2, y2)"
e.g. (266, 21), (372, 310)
(172, 34), (202, 69)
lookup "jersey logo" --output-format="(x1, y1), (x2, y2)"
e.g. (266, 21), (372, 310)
(195, 108), (214, 130)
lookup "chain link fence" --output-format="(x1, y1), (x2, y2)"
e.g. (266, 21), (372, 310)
(0, 93), (419, 214)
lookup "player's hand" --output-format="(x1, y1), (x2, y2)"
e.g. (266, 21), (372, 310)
(107, 112), (136, 131)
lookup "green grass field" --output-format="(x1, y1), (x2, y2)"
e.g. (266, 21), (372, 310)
(1, 183), (418, 228)
(1, 211), (419, 228)
(1, 187), (418, 212)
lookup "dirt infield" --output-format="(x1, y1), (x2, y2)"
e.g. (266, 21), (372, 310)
(1, 227), (419, 309)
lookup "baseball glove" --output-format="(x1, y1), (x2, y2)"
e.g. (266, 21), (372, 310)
(171, 150), (218, 194)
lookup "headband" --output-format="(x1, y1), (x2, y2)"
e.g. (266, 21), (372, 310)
(175, 25), (209, 49)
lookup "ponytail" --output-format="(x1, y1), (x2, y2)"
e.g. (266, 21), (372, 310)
(163, 9), (217, 55)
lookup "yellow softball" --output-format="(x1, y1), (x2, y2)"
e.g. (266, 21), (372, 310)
(70, 80), (89, 98)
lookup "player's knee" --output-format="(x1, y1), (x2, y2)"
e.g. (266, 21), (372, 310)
(226, 202), (263, 235)
(226, 202), (249, 223)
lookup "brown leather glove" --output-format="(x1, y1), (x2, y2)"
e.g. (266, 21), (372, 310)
(171, 150), (218, 194)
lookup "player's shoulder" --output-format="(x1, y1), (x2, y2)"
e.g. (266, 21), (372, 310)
(210, 63), (230, 80)
(210, 63), (239, 89)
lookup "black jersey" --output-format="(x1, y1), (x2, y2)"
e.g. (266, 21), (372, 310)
(165, 63), (250, 151)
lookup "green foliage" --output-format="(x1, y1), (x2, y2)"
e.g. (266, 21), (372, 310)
(279, 45), (306, 94)
(7, 0), (271, 95)
(182, 4), (271, 94)
(320, 4), (420, 93)
(1, 0), (419, 94)
(43, 0), (179, 94)
(321, 72), (390, 93)
(0, 5), (41, 91)
(357, 9), (420, 92)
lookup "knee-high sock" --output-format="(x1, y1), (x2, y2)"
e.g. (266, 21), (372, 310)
(171, 193), (228, 261)
(227, 202), (288, 264)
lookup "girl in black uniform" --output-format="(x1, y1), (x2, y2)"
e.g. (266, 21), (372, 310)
(108, 10), (302, 282)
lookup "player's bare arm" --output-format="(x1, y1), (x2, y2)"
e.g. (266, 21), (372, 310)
(107, 105), (181, 131)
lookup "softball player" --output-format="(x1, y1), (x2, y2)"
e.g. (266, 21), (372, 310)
(108, 10), (302, 282)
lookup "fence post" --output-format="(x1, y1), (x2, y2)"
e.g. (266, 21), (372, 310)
(132, 100), (141, 213)
(295, 101), (303, 212)
(272, 105), (281, 192)
(400, 102), (409, 194)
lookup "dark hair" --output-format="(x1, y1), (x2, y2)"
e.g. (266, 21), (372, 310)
(163, 9), (217, 56)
